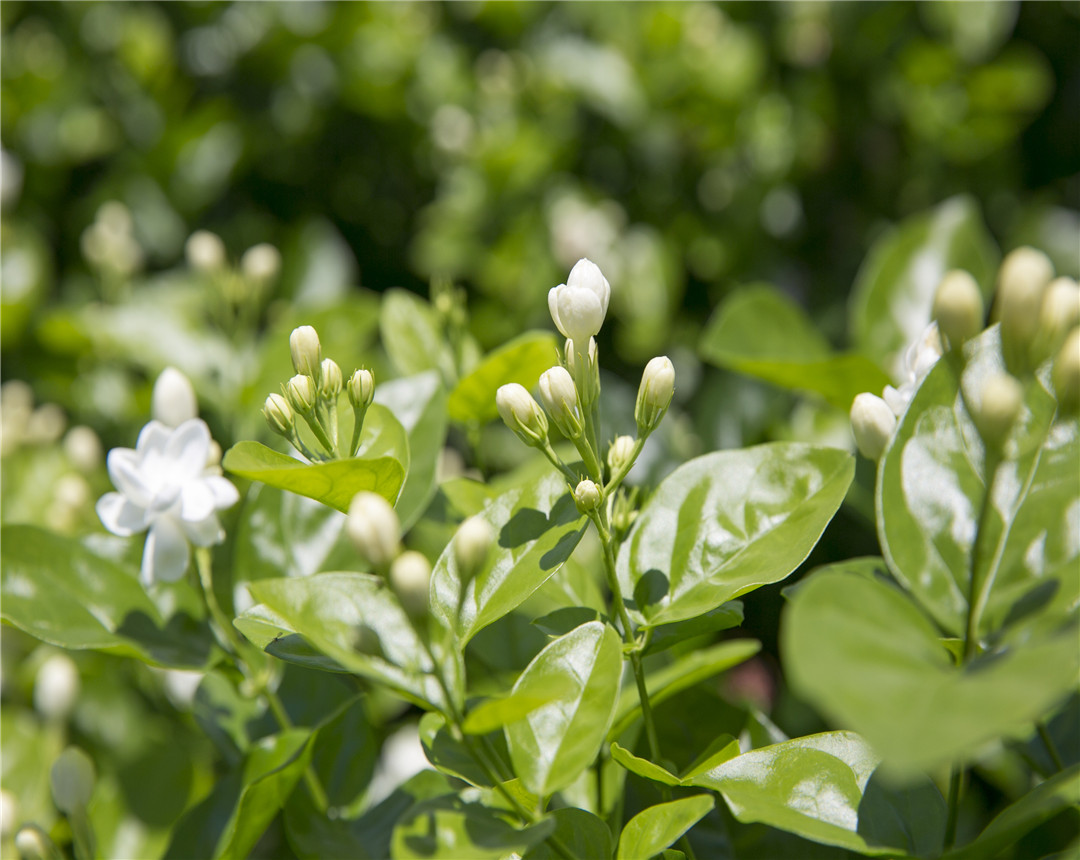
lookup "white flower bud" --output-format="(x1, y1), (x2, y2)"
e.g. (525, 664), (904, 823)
(1037, 278), (1080, 360)
(496, 383), (549, 448)
(607, 435), (636, 474)
(454, 515), (494, 587)
(389, 550), (432, 620)
(241, 243), (281, 282)
(319, 358), (343, 398)
(284, 374), (316, 414)
(974, 373), (1024, 448)
(538, 366), (582, 438)
(346, 491), (401, 569)
(263, 393), (294, 437)
(1052, 327), (1080, 414)
(573, 479), (602, 514)
(347, 369), (375, 409)
(185, 230), (226, 273)
(635, 356), (675, 436)
(14, 826), (59, 860)
(34, 654), (79, 721)
(997, 247), (1054, 374)
(152, 367), (198, 428)
(289, 326), (322, 378)
(548, 258), (611, 344)
(850, 393), (897, 460)
(50, 747), (95, 814)
(932, 270), (984, 350)
(63, 426), (102, 472)
(1, 789), (18, 839)
(564, 337), (597, 379)
(26, 404), (66, 444)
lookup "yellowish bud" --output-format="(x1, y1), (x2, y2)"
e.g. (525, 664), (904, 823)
(319, 358), (343, 398)
(454, 515), (493, 587)
(932, 270), (984, 350)
(496, 383), (548, 448)
(850, 393), (897, 461)
(347, 369), (375, 409)
(636, 356), (675, 436)
(607, 435), (636, 474)
(284, 374), (316, 414)
(289, 326), (322, 379)
(1052, 327), (1080, 413)
(974, 373), (1024, 448)
(263, 393), (294, 437)
(389, 551), (432, 620)
(346, 492), (400, 569)
(573, 479), (602, 514)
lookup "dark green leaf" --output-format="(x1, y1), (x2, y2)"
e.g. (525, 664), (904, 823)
(522, 808), (613, 860)
(448, 332), (559, 424)
(616, 795), (714, 860)
(642, 603), (745, 656)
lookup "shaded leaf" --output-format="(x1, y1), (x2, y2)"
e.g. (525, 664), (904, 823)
(522, 808), (613, 860)
(449, 332), (559, 424)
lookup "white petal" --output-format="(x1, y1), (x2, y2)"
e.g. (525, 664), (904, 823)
(96, 492), (151, 536)
(203, 475), (240, 509)
(165, 419), (211, 478)
(567, 258), (610, 315)
(548, 286), (568, 339)
(556, 286), (604, 343)
(883, 385), (909, 417)
(107, 449), (153, 507)
(136, 421), (172, 455)
(183, 514), (224, 547)
(141, 517), (191, 584)
(179, 481), (215, 522)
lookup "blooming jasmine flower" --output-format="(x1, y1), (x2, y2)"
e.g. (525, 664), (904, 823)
(883, 322), (943, 416)
(548, 258), (611, 345)
(96, 419), (239, 585)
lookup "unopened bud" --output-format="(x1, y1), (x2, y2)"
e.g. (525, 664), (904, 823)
(263, 393), (294, 437)
(454, 515), (494, 587)
(607, 435), (636, 474)
(346, 492), (401, 569)
(850, 393), (897, 460)
(152, 367), (198, 427)
(14, 826), (61, 860)
(0, 790), (17, 839)
(932, 270), (984, 350)
(34, 654), (79, 721)
(50, 747), (95, 814)
(289, 326), (322, 379)
(241, 243), (281, 282)
(636, 356), (676, 436)
(974, 373), (1024, 448)
(389, 551), (432, 620)
(319, 359), (343, 398)
(1036, 278), (1080, 362)
(347, 369), (375, 409)
(997, 247), (1054, 374)
(63, 426), (102, 472)
(285, 374), (316, 414)
(538, 366), (583, 438)
(496, 383), (549, 448)
(1052, 328), (1080, 413)
(185, 230), (226, 273)
(573, 479), (602, 514)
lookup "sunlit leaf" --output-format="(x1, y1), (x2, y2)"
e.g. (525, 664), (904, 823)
(448, 331), (559, 424)
(616, 795), (714, 860)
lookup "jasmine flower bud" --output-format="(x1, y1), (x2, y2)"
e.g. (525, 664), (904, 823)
(573, 479), (602, 514)
(185, 230), (226, 273)
(496, 383), (549, 448)
(14, 826), (61, 860)
(607, 435), (636, 474)
(319, 358), (343, 399)
(1036, 278), (1080, 361)
(50, 747), (95, 815)
(285, 374), (316, 415)
(289, 326), (322, 379)
(453, 515), (493, 588)
(997, 247), (1053, 374)
(850, 393), (897, 461)
(932, 270), (984, 350)
(347, 369), (375, 409)
(538, 366), (583, 438)
(549, 258), (611, 345)
(263, 393), (294, 437)
(241, 243), (281, 283)
(635, 356), (675, 436)
(974, 373), (1024, 449)
(1, 790), (17, 840)
(152, 367), (198, 428)
(389, 550), (432, 620)
(63, 426), (102, 473)
(346, 491), (401, 569)
(1052, 327), (1080, 414)
(33, 653), (79, 721)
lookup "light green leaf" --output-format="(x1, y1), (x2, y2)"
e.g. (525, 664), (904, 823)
(850, 195), (999, 372)
(522, 808), (613, 860)
(380, 288), (456, 382)
(463, 688), (570, 736)
(609, 742), (682, 787)
(0, 526), (215, 668)
(616, 795), (714, 860)
(506, 621), (622, 797)
(878, 325), (1079, 637)
(431, 464), (588, 643)
(642, 603), (745, 656)
(420, 712), (505, 788)
(618, 443), (854, 627)
(609, 641), (760, 740)
(783, 570), (1080, 773)
(700, 283), (888, 410)
(448, 331), (559, 424)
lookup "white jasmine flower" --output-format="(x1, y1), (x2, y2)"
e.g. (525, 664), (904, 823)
(883, 323), (943, 416)
(96, 419), (239, 585)
(548, 258), (611, 344)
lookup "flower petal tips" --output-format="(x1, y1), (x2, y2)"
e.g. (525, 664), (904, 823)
(548, 258), (611, 343)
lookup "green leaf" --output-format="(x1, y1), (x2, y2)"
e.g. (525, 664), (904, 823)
(505, 621), (622, 797)
(375, 371), (449, 528)
(224, 403), (408, 513)
(616, 795), (714, 860)
(878, 325), (1079, 637)
(642, 603), (745, 656)
(610, 742), (683, 787)
(618, 443), (854, 627)
(522, 808), (613, 860)
(463, 689), (569, 735)
(700, 283), (889, 410)
(390, 794), (554, 860)
(448, 331), (559, 424)
(850, 195), (999, 372)
(380, 288), (456, 382)
(431, 464), (588, 643)
(944, 765), (1080, 860)
(419, 712), (507, 788)
(609, 641), (760, 740)
(237, 573), (463, 712)
(164, 729), (313, 860)
(783, 570), (1080, 773)
(0, 526), (215, 668)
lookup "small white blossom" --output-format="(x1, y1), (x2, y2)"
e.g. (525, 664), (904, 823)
(883, 323), (943, 416)
(548, 258), (611, 344)
(96, 419), (239, 585)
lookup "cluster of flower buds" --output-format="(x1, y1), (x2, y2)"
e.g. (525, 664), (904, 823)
(184, 229), (282, 310)
(262, 326), (376, 461)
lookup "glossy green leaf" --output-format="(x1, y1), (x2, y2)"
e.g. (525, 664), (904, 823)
(783, 570), (1080, 773)
(616, 795), (714, 860)
(617, 443), (854, 627)
(420, 712), (505, 788)
(375, 371), (449, 528)
(463, 688), (569, 735)
(610, 742), (682, 787)
(522, 808), (613, 860)
(380, 288), (456, 382)
(224, 403), (408, 513)
(642, 603), (745, 656)
(431, 464), (588, 643)
(0, 526), (215, 668)
(237, 572), (463, 712)
(944, 765), (1080, 860)
(164, 729), (313, 860)
(700, 283), (889, 410)
(878, 325), (1080, 637)
(609, 641), (761, 740)
(505, 621), (622, 797)
(390, 794), (554, 860)
(448, 331), (559, 423)
(849, 195), (999, 372)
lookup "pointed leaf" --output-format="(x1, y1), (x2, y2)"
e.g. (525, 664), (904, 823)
(448, 331), (559, 424)
(609, 742), (682, 787)
(380, 288), (456, 381)
(522, 808), (613, 860)
(616, 796), (714, 860)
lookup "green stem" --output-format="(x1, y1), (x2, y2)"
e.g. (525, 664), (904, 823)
(264, 685), (331, 812)
(301, 409), (336, 456)
(963, 454), (1000, 662)
(1037, 721), (1065, 773)
(944, 766), (963, 850)
(541, 442), (581, 485)
(604, 437), (646, 496)
(349, 405), (367, 458)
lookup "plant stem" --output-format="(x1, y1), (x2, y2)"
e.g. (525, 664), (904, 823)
(1037, 721), (1065, 772)
(541, 441), (581, 485)
(944, 766), (963, 850)
(962, 454), (1000, 662)
(349, 405), (367, 458)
